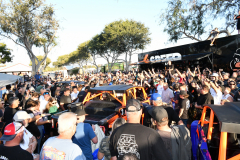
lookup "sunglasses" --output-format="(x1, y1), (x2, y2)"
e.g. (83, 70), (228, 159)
(43, 92), (49, 96)
(229, 84), (235, 85)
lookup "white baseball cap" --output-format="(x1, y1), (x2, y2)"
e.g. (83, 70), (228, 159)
(13, 111), (34, 122)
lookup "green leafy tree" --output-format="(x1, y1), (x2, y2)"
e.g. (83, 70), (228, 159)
(96, 24), (127, 72)
(0, 43), (13, 63)
(0, 0), (59, 74)
(160, 0), (235, 42)
(29, 55), (51, 68)
(53, 54), (70, 67)
(70, 42), (91, 74)
(108, 20), (151, 71)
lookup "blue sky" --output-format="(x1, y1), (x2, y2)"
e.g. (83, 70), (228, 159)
(1, 0), (238, 66)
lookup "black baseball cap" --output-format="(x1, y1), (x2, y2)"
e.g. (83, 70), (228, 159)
(148, 106), (168, 123)
(126, 99), (142, 112)
(75, 109), (86, 116)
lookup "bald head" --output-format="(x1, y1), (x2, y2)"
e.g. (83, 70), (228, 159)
(163, 83), (168, 90)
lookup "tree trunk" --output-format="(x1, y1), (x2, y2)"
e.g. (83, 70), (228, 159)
(125, 52), (128, 72)
(128, 53), (132, 71)
(31, 57), (37, 76)
(43, 59), (47, 69)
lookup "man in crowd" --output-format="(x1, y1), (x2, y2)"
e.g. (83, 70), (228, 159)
(78, 86), (90, 102)
(39, 92), (50, 113)
(35, 72), (41, 81)
(110, 99), (171, 160)
(71, 86), (79, 104)
(72, 109), (98, 160)
(40, 112), (86, 160)
(145, 93), (182, 127)
(0, 122), (35, 160)
(195, 85), (214, 109)
(3, 97), (20, 125)
(13, 111), (38, 154)
(60, 88), (72, 111)
(162, 83), (174, 104)
(149, 107), (191, 160)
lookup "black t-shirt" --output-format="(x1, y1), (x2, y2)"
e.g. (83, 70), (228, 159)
(78, 91), (87, 102)
(25, 110), (40, 138)
(23, 75), (29, 82)
(157, 130), (172, 158)
(0, 145), (33, 160)
(233, 92), (240, 101)
(179, 98), (190, 119)
(60, 95), (72, 110)
(109, 123), (171, 160)
(197, 93), (214, 118)
(189, 87), (198, 102)
(162, 105), (181, 126)
(197, 93), (214, 106)
(3, 107), (18, 125)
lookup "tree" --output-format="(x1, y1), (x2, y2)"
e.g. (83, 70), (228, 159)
(160, 0), (235, 42)
(0, 0), (59, 75)
(113, 20), (151, 71)
(53, 54), (70, 67)
(88, 35), (101, 72)
(71, 42), (91, 74)
(0, 43), (13, 63)
(29, 55), (51, 68)
(95, 20), (134, 73)
(53, 42), (91, 74)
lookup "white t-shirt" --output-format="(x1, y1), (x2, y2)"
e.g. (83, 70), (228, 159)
(39, 99), (49, 113)
(222, 94), (232, 100)
(210, 88), (222, 105)
(71, 91), (79, 103)
(39, 95), (44, 101)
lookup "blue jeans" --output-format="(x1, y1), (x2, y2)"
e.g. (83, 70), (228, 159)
(37, 125), (44, 153)
(182, 119), (188, 127)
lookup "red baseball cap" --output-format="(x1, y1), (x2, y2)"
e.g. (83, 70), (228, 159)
(0, 122), (24, 141)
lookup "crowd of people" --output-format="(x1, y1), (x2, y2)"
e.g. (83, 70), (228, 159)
(0, 66), (239, 160)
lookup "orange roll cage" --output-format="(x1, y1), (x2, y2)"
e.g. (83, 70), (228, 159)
(82, 86), (149, 128)
(199, 106), (240, 160)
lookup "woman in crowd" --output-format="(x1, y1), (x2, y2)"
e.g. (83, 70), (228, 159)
(222, 87), (233, 103)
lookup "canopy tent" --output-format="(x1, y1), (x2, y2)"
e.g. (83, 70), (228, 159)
(0, 63), (32, 73)
(0, 73), (21, 87)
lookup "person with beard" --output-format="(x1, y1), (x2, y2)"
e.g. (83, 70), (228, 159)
(195, 85), (214, 119)
(0, 122), (35, 160)
(13, 111), (38, 155)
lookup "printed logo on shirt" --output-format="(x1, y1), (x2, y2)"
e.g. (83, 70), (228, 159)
(0, 155), (9, 160)
(41, 146), (66, 160)
(117, 134), (140, 159)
